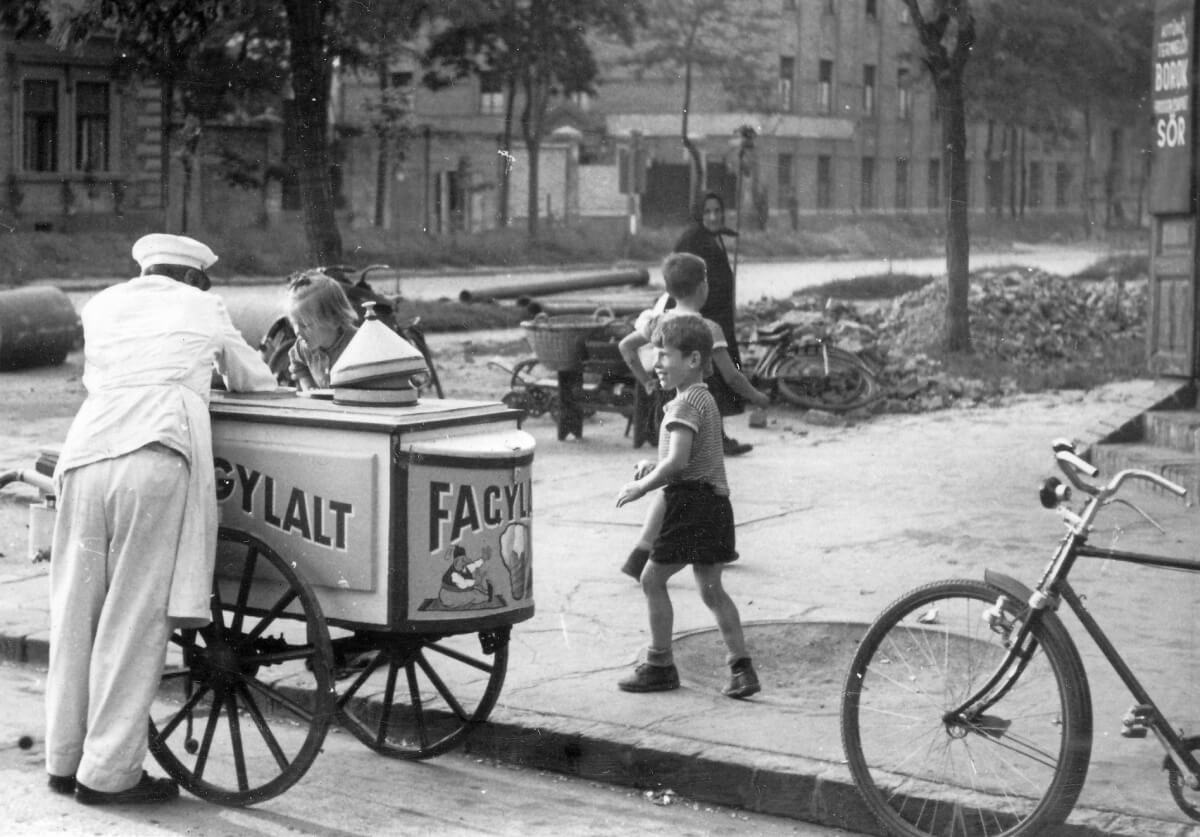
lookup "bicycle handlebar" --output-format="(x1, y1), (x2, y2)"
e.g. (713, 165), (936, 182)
(1051, 438), (1187, 500)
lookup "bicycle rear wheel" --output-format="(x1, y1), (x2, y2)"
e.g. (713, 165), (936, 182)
(775, 344), (880, 412)
(841, 579), (1092, 837)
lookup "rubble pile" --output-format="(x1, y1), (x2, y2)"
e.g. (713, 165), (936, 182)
(743, 267), (1147, 415)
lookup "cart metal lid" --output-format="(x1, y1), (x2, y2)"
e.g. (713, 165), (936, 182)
(401, 428), (535, 460)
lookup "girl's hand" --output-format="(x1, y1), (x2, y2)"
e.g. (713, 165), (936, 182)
(753, 389), (771, 409)
(616, 480), (645, 508)
(633, 459), (654, 480)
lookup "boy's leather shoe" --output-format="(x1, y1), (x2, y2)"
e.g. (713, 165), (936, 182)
(723, 659), (762, 699)
(47, 774), (76, 795)
(618, 663), (680, 692)
(722, 435), (753, 456)
(76, 772), (179, 806)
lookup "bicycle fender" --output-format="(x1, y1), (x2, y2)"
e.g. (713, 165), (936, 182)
(983, 569), (1079, 652)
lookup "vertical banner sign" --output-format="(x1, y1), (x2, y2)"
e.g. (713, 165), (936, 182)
(1151, 0), (1195, 212)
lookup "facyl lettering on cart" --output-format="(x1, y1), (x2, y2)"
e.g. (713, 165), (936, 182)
(428, 478), (532, 552)
(215, 457), (354, 550)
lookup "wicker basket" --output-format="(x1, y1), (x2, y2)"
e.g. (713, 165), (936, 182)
(521, 311), (611, 371)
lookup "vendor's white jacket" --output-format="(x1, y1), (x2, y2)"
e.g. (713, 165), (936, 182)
(54, 275), (277, 626)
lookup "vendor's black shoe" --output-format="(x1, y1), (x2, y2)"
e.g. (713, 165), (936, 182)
(722, 434), (752, 456)
(76, 772), (179, 806)
(48, 774), (75, 795)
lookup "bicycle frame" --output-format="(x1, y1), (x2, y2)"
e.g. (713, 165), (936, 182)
(947, 470), (1200, 790)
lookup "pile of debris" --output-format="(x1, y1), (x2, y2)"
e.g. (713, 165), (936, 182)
(743, 267), (1148, 414)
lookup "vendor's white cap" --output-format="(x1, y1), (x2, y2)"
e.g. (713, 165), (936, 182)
(131, 233), (218, 271)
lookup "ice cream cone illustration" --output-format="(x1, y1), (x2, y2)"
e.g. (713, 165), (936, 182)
(499, 522), (531, 600)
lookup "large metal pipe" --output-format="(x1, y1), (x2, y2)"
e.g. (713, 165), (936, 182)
(459, 268), (649, 303)
(0, 286), (81, 369)
(522, 294), (663, 317)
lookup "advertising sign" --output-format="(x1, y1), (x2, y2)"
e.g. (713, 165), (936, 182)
(1151, 0), (1196, 213)
(405, 457), (533, 624)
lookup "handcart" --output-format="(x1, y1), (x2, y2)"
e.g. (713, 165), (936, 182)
(25, 393), (534, 807)
(515, 311), (658, 446)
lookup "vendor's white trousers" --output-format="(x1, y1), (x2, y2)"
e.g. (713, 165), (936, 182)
(46, 446), (188, 792)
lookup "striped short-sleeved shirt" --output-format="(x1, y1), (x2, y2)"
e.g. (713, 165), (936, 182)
(658, 382), (729, 496)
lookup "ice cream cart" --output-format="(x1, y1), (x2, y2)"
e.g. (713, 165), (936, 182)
(148, 390), (535, 806)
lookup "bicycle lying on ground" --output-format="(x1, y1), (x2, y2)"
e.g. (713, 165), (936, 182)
(741, 321), (881, 412)
(840, 439), (1195, 837)
(260, 263), (444, 397)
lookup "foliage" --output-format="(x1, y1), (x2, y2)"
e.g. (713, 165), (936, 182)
(970, 0), (1153, 134)
(624, 0), (780, 211)
(423, 0), (644, 236)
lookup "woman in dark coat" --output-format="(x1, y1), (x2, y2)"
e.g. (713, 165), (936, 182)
(672, 191), (752, 456)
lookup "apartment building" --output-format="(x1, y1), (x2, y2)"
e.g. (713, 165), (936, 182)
(334, 0), (1144, 233)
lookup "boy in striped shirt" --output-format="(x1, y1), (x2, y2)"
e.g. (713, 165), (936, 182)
(615, 314), (760, 699)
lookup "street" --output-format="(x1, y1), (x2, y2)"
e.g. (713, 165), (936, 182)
(0, 663), (858, 837)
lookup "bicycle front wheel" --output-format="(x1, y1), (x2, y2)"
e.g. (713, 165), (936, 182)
(841, 579), (1092, 837)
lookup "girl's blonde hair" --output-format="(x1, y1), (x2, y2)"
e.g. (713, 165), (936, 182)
(285, 271), (359, 330)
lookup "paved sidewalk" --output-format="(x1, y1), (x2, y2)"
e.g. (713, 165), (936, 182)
(2, 376), (1200, 835)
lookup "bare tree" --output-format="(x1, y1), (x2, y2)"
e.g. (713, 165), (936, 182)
(628, 0), (777, 213)
(903, 0), (975, 353)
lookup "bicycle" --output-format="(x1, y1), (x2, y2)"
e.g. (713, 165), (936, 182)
(840, 438), (1195, 837)
(741, 321), (881, 412)
(260, 263), (444, 398)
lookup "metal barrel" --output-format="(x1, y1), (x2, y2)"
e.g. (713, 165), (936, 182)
(0, 286), (81, 369)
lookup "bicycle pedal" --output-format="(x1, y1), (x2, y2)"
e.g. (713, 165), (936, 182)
(1120, 703), (1153, 738)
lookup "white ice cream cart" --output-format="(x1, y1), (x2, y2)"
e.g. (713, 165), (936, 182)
(148, 391), (535, 806)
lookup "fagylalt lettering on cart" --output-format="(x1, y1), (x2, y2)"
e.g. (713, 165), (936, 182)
(215, 457), (354, 549)
(428, 477), (532, 552)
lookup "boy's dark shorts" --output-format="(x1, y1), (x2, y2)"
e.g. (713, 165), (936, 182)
(651, 482), (738, 565)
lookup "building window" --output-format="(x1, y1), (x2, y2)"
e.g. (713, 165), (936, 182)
(23, 79), (59, 172)
(866, 0), (878, 18)
(1056, 162), (1071, 208)
(928, 158), (941, 209)
(75, 81), (110, 172)
(817, 155), (832, 209)
(818, 60), (833, 114)
(779, 55), (795, 111)
(778, 152), (794, 196)
(570, 90), (592, 111)
(861, 156), (875, 209)
(480, 72), (504, 115)
(863, 64), (876, 115)
(1029, 161), (1043, 208)
(895, 158), (909, 209)
(897, 68), (911, 120)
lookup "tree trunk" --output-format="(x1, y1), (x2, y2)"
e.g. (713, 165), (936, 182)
(374, 58), (389, 228)
(497, 76), (517, 228)
(942, 76), (971, 353)
(160, 75), (173, 222)
(681, 54), (703, 215)
(282, 0), (342, 265)
(1081, 103), (1094, 237)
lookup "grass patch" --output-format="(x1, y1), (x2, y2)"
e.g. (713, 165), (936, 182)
(795, 272), (934, 301)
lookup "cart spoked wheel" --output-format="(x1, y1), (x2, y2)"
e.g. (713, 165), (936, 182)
(149, 528), (336, 807)
(335, 627), (510, 759)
